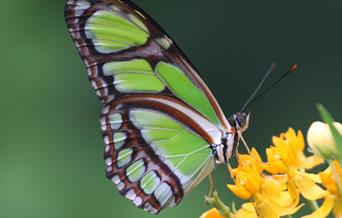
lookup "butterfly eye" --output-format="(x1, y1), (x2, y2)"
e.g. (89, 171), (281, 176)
(234, 113), (247, 130)
(228, 115), (236, 127)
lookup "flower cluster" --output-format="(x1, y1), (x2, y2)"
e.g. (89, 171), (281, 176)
(201, 105), (342, 218)
(228, 145), (302, 218)
(229, 128), (322, 218)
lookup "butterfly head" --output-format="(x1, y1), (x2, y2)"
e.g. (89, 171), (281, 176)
(229, 112), (250, 133)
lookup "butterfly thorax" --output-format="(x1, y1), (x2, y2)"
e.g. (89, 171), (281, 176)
(214, 112), (249, 164)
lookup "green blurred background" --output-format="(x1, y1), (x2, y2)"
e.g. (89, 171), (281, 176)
(1, 0), (341, 217)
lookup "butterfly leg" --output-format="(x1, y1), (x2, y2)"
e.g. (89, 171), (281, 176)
(207, 173), (214, 197)
(226, 163), (234, 179)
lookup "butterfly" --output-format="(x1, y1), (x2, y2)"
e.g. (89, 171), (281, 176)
(65, 0), (250, 214)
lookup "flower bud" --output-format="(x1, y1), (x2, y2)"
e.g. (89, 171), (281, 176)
(307, 121), (342, 160)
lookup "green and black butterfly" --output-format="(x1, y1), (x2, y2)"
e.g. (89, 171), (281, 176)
(64, 0), (283, 214)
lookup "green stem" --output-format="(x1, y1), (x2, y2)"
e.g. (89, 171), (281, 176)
(205, 191), (232, 218)
(305, 198), (318, 212)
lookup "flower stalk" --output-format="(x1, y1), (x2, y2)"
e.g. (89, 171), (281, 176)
(205, 191), (233, 218)
(305, 198), (318, 212)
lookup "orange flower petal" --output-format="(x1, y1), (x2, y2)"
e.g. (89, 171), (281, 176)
(320, 160), (342, 195)
(295, 172), (326, 200)
(227, 184), (251, 200)
(295, 130), (305, 151)
(300, 155), (324, 169)
(333, 196), (342, 218)
(300, 172), (322, 184)
(264, 161), (288, 174)
(332, 160), (342, 183)
(200, 208), (225, 218)
(250, 148), (262, 162)
(235, 203), (258, 218)
(288, 179), (300, 203)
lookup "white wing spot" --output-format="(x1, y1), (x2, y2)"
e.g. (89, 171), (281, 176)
(125, 189), (137, 200)
(156, 36), (172, 50)
(106, 166), (112, 172)
(104, 113), (122, 130)
(74, 1), (91, 16)
(133, 197), (142, 206)
(105, 157), (112, 166)
(143, 202), (152, 212)
(150, 207), (158, 214)
(95, 90), (102, 97)
(111, 175), (120, 184)
(104, 136), (109, 144)
(110, 5), (120, 11)
(117, 182), (125, 191)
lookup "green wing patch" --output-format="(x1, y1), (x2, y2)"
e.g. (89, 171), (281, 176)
(86, 10), (149, 53)
(155, 62), (220, 126)
(103, 59), (165, 92)
(102, 59), (221, 125)
(129, 109), (212, 178)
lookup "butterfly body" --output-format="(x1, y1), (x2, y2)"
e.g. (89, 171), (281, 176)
(65, 0), (248, 214)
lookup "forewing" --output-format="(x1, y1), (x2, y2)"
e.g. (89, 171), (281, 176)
(65, 0), (229, 129)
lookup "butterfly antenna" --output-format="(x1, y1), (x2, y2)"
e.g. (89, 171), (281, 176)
(241, 62), (276, 112)
(242, 64), (298, 111)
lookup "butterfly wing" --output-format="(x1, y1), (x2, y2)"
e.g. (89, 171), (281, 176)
(65, 0), (229, 213)
(65, 0), (229, 129)
(101, 95), (220, 213)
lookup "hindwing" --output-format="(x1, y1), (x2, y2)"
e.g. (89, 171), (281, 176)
(101, 95), (220, 213)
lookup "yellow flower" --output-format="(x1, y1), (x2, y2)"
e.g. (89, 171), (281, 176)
(264, 128), (325, 200)
(234, 203), (257, 218)
(321, 160), (342, 195)
(227, 148), (263, 199)
(228, 149), (263, 200)
(200, 208), (225, 218)
(303, 160), (342, 218)
(307, 121), (342, 160)
(227, 148), (301, 218)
